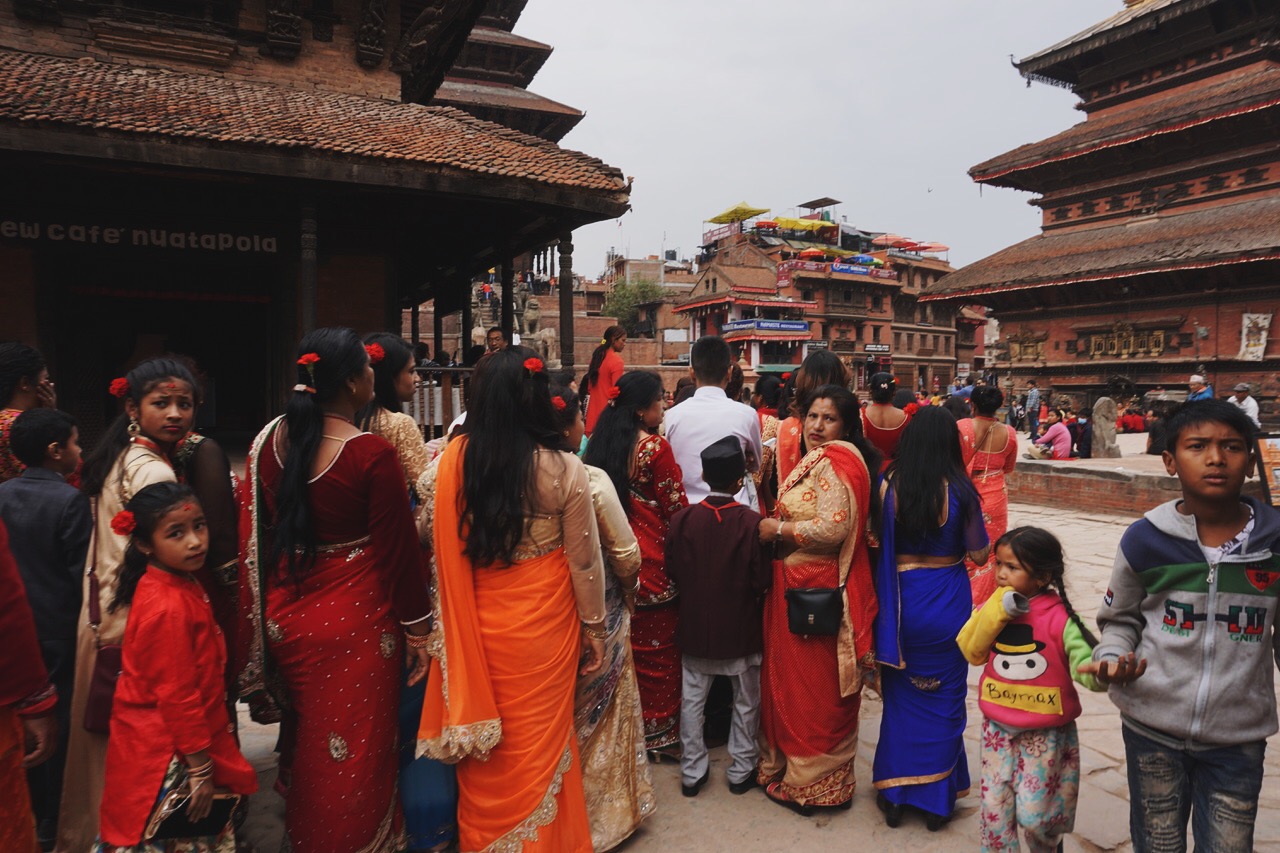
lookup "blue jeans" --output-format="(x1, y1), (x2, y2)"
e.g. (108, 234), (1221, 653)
(1123, 724), (1265, 853)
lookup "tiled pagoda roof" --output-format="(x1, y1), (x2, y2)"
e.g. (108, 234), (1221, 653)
(921, 195), (1280, 301)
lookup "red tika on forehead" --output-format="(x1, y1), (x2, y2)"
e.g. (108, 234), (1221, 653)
(181, 503), (195, 512)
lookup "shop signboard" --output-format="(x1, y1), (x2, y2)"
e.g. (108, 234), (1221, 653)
(722, 318), (809, 333)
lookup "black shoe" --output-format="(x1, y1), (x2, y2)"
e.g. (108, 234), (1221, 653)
(728, 776), (759, 795)
(925, 811), (950, 832)
(877, 793), (903, 828)
(681, 771), (709, 797)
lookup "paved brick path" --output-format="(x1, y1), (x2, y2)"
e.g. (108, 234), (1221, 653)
(238, 497), (1280, 851)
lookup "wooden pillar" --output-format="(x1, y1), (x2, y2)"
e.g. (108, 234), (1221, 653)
(500, 261), (515, 344)
(299, 202), (318, 333)
(460, 291), (472, 364)
(410, 303), (420, 344)
(558, 232), (574, 368)
(433, 301), (444, 361)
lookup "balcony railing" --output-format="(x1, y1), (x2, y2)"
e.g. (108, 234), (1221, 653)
(409, 367), (473, 440)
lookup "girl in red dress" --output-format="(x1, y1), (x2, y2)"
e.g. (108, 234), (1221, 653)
(583, 370), (687, 756)
(95, 482), (256, 852)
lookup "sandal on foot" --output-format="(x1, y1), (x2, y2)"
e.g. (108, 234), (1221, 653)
(764, 782), (814, 817)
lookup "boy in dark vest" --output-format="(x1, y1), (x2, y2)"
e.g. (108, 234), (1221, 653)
(665, 436), (771, 797)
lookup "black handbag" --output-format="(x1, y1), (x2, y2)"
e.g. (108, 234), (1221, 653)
(144, 766), (240, 841)
(784, 587), (843, 636)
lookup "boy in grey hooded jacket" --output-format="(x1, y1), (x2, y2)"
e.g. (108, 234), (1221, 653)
(1084, 399), (1279, 853)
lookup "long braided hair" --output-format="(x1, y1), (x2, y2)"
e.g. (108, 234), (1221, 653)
(996, 526), (1098, 646)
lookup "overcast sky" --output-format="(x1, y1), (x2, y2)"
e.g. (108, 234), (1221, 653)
(517, 0), (1120, 278)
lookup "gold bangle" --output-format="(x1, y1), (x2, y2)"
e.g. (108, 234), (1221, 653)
(404, 631), (431, 650)
(582, 622), (608, 641)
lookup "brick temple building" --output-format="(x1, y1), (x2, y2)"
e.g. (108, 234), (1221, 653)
(0, 0), (628, 442)
(679, 202), (976, 391)
(923, 0), (1280, 417)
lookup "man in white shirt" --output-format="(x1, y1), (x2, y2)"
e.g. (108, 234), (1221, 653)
(1230, 382), (1261, 429)
(665, 336), (763, 509)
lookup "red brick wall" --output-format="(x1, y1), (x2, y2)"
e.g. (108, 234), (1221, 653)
(0, 0), (402, 101)
(1008, 460), (1263, 518)
(996, 284), (1280, 417)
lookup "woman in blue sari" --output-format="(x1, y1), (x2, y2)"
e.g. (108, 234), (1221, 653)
(873, 407), (989, 832)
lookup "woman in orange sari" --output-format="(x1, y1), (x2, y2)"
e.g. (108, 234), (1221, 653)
(775, 353), (851, 485)
(417, 348), (607, 853)
(757, 385), (880, 814)
(956, 385), (1018, 605)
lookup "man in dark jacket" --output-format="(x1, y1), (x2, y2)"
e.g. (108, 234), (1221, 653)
(666, 436), (771, 798)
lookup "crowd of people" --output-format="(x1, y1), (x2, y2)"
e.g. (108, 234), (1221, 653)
(1, 333), (1277, 853)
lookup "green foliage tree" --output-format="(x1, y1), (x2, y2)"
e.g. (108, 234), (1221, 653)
(602, 279), (667, 336)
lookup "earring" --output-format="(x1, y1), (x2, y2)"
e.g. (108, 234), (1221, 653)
(127, 419), (141, 438)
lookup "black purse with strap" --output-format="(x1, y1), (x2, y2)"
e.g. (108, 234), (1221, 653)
(784, 586), (843, 636)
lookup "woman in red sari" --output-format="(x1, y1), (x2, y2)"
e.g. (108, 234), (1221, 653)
(584, 370), (687, 757)
(240, 327), (432, 853)
(584, 325), (626, 435)
(775, 353), (851, 486)
(757, 384), (881, 814)
(416, 347), (607, 852)
(957, 384), (1019, 605)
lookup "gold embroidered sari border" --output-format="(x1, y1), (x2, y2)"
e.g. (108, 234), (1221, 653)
(873, 764), (961, 790)
(475, 742), (574, 853)
(417, 718), (503, 764)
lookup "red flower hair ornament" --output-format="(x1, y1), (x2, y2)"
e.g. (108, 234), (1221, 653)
(297, 352), (320, 388)
(904, 403), (920, 417)
(781, 372), (792, 381)
(109, 377), (130, 398)
(524, 357), (544, 374)
(551, 396), (567, 411)
(365, 343), (385, 365)
(110, 510), (136, 537)
(606, 385), (622, 407)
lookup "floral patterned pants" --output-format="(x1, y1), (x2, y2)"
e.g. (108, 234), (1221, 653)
(980, 718), (1080, 853)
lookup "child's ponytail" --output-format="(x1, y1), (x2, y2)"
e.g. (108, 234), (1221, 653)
(108, 482), (198, 612)
(997, 526), (1099, 647)
(1056, 584), (1099, 649)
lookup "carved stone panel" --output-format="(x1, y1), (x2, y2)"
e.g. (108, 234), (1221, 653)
(356, 0), (387, 68)
(264, 0), (303, 59)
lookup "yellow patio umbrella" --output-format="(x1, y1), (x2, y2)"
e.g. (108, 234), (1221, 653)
(707, 202), (770, 224)
(775, 216), (839, 233)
